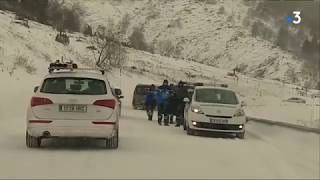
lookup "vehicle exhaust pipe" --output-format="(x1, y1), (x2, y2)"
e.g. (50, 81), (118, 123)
(42, 131), (51, 137)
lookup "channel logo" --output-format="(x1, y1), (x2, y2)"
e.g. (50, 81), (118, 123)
(287, 11), (302, 25)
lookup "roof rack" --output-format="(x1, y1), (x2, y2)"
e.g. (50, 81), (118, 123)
(48, 60), (106, 75)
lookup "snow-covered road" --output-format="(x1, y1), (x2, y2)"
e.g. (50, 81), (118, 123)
(0, 104), (319, 179)
(0, 70), (319, 179)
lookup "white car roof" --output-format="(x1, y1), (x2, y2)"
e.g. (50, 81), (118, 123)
(44, 71), (107, 81)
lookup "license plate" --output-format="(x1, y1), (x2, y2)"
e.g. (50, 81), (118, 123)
(59, 104), (87, 113)
(210, 118), (228, 124)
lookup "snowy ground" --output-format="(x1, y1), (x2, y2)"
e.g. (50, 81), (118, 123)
(0, 70), (319, 179)
(0, 9), (319, 179)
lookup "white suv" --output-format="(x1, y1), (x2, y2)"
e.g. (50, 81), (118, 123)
(183, 86), (246, 139)
(26, 64), (122, 148)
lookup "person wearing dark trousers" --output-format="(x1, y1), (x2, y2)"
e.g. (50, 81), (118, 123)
(156, 80), (170, 126)
(168, 90), (179, 124)
(145, 84), (157, 121)
(168, 84), (176, 124)
(175, 81), (189, 127)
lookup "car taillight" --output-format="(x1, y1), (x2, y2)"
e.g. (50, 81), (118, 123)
(93, 99), (116, 109)
(31, 97), (53, 107)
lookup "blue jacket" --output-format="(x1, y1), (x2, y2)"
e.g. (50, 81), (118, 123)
(145, 91), (156, 106)
(156, 86), (170, 106)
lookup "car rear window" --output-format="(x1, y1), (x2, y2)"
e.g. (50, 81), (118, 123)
(195, 88), (238, 105)
(40, 77), (107, 95)
(135, 86), (149, 95)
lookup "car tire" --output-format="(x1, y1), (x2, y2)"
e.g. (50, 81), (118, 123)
(236, 132), (245, 139)
(106, 129), (119, 149)
(183, 119), (187, 130)
(186, 125), (194, 135)
(26, 131), (41, 148)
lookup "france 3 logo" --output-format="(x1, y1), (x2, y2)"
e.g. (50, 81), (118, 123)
(287, 11), (302, 25)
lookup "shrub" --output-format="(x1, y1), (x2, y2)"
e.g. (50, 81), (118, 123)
(55, 32), (70, 45)
(251, 20), (275, 41)
(253, 69), (266, 79)
(168, 18), (182, 29)
(47, 0), (83, 32)
(316, 82), (320, 90)
(251, 20), (262, 37)
(13, 55), (36, 74)
(285, 68), (298, 83)
(217, 6), (225, 15)
(13, 15), (29, 28)
(206, 0), (217, 5)
(146, 8), (160, 21)
(94, 25), (107, 39)
(119, 13), (130, 34)
(91, 30), (127, 71)
(156, 39), (182, 57)
(129, 27), (149, 52)
(235, 64), (248, 73)
(86, 45), (97, 51)
(276, 26), (289, 50)
(227, 15), (233, 22)
(83, 24), (93, 36)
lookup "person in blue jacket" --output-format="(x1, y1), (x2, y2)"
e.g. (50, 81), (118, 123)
(145, 84), (157, 121)
(156, 80), (171, 126)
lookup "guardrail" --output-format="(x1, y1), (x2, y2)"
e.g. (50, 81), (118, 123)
(247, 116), (320, 134)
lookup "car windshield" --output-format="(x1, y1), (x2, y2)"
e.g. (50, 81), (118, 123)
(40, 77), (107, 95)
(195, 88), (238, 105)
(135, 86), (149, 95)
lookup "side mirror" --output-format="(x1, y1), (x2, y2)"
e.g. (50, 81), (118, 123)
(118, 95), (124, 99)
(241, 101), (246, 107)
(114, 88), (122, 96)
(183, 97), (190, 103)
(34, 86), (39, 93)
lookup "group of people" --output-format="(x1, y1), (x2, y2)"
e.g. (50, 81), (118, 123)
(144, 79), (189, 126)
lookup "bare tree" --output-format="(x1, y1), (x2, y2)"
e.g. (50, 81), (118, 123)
(90, 25), (126, 71)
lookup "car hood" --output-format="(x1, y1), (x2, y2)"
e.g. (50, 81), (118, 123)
(196, 103), (239, 117)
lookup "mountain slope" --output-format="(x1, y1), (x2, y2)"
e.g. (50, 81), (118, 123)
(72, 0), (307, 85)
(0, 9), (318, 129)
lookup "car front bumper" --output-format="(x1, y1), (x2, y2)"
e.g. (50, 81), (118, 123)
(190, 121), (245, 133)
(187, 112), (246, 133)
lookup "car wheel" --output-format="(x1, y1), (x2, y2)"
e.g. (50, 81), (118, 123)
(106, 129), (119, 149)
(26, 131), (41, 148)
(236, 132), (245, 139)
(186, 124), (194, 135)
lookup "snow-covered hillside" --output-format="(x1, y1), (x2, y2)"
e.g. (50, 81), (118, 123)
(0, 9), (319, 129)
(0, 9), (319, 179)
(0, 8), (319, 179)
(71, 0), (307, 85)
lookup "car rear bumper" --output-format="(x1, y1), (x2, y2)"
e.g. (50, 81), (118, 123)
(27, 125), (116, 138)
(27, 116), (117, 138)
